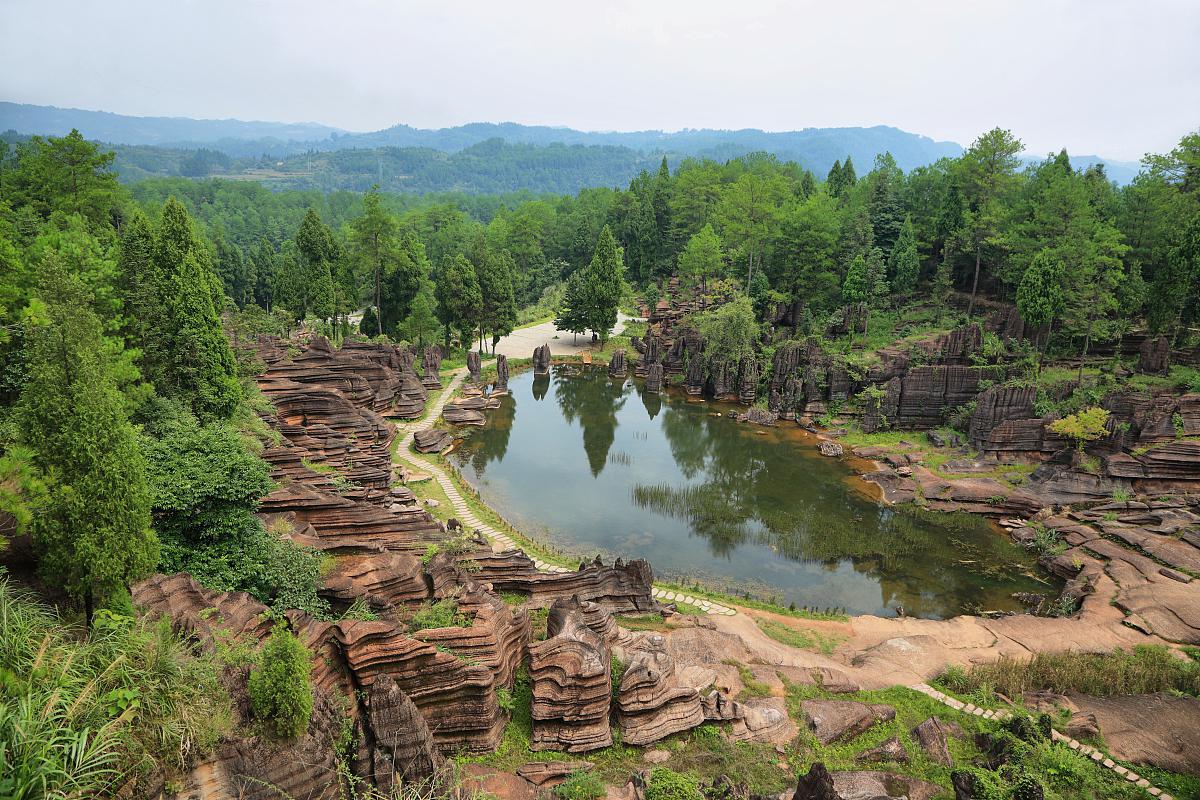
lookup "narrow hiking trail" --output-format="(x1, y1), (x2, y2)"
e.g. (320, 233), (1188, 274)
(393, 363), (736, 615)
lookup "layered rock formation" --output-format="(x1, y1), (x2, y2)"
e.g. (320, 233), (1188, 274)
(529, 598), (613, 752)
(467, 350), (482, 383)
(472, 553), (658, 613)
(616, 635), (704, 745)
(421, 346), (442, 389)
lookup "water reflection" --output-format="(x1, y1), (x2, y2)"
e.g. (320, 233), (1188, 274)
(452, 365), (1055, 618)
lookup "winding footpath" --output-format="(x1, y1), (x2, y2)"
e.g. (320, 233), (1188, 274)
(393, 364), (736, 616)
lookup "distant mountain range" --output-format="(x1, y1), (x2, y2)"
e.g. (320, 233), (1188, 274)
(0, 102), (1143, 192)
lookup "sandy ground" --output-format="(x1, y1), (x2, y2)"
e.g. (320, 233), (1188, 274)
(491, 314), (638, 359)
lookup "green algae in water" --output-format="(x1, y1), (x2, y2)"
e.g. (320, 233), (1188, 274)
(453, 365), (1057, 618)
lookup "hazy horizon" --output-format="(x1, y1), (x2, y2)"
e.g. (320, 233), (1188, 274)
(3, 0), (1198, 161)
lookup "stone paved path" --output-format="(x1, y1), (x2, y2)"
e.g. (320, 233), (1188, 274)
(395, 364), (735, 616)
(908, 683), (1172, 799)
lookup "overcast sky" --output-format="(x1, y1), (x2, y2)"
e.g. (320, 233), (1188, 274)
(2, 0), (1197, 160)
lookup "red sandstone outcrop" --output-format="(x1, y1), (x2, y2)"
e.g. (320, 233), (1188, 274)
(414, 428), (455, 453)
(616, 634), (705, 745)
(471, 552), (659, 613)
(533, 343), (552, 374)
(529, 600), (613, 752)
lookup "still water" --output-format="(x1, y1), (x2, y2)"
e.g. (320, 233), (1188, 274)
(451, 365), (1055, 618)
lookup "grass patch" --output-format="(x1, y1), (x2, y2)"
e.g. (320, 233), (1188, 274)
(408, 598), (470, 631)
(754, 617), (844, 655)
(936, 646), (1200, 698)
(722, 660), (771, 699)
(614, 613), (671, 632)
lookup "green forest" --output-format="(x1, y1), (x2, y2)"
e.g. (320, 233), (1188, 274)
(0, 122), (1198, 797)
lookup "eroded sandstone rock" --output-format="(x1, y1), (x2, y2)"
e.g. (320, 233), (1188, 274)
(617, 635), (704, 745)
(529, 601), (613, 752)
(533, 343), (552, 374)
(800, 699), (895, 744)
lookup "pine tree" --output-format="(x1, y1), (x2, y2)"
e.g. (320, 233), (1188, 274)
(351, 186), (398, 337)
(826, 160), (844, 197)
(295, 208), (338, 322)
(841, 254), (869, 345)
(584, 225), (624, 343)
(399, 277), (441, 349)
(554, 269), (590, 343)
(435, 254), (482, 349)
(889, 216), (920, 295)
(932, 254), (954, 324)
(841, 157), (857, 187)
(677, 224), (724, 291)
(19, 257), (157, 625)
(477, 246), (517, 352)
(116, 209), (155, 346)
(169, 252), (242, 420)
(1016, 250), (1066, 378)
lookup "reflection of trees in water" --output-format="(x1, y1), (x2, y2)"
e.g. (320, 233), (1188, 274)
(642, 399), (1049, 617)
(555, 366), (630, 477)
(463, 392), (516, 474)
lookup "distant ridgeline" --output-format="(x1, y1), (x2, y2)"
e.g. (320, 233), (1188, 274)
(3, 101), (1137, 194)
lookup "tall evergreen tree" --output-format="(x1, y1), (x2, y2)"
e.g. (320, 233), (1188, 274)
(583, 225), (624, 343)
(841, 254), (869, 345)
(554, 269), (590, 343)
(477, 245), (518, 352)
(19, 258), (157, 624)
(169, 252), (242, 420)
(434, 254), (482, 349)
(350, 186), (398, 337)
(889, 216), (920, 295)
(295, 208), (338, 322)
(956, 128), (1023, 317)
(826, 160), (844, 197)
(1015, 250), (1066, 376)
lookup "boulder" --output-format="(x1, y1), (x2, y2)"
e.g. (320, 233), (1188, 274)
(736, 407), (778, 426)
(533, 343), (552, 375)
(912, 716), (955, 766)
(529, 603), (613, 752)
(800, 699), (895, 744)
(792, 763), (838, 800)
(368, 676), (445, 794)
(830, 771), (942, 800)
(819, 441), (844, 457)
(414, 428), (454, 453)
(422, 346), (443, 389)
(854, 736), (908, 764)
(516, 761), (594, 787)
(645, 362), (664, 394)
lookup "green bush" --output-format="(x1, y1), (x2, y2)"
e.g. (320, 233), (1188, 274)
(645, 768), (703, 800)
(248, 624), (314, 739)
(554, 770), (606, 800)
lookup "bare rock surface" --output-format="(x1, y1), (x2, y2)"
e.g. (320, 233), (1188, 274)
(854, 736), (908, 764)
(912, 716), (954, 766)
(830, 771), (941, 800)
(1067, 692), (1200, 775)
(517, 761), (595, 786)
(801, 699), (895, 744)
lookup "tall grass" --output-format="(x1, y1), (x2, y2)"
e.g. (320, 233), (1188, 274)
(0, 575), (232, 798)
(938, 646), (1200, 699)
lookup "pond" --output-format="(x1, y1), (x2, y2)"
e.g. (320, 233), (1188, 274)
(451, 365), (1056, 618)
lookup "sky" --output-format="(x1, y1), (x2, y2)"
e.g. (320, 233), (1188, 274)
(1, 0), (1197, 161)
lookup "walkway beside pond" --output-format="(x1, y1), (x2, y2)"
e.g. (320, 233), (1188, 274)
(395, 364), (736, 616)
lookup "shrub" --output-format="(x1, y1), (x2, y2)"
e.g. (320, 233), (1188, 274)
(1048, 407), (1110, 450)
(554, 770), (606, 800)
(248, 624), (314, 739)
(645, 768), (703, 800)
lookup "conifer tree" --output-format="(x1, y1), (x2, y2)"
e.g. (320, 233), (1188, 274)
(889, 216), (920, 295)
(295, 208), (338, 322)
(435, 254), (482, 349)
(19, 257), (157, 625)
(477, 246), (517, 352)
(554, 269), (590, 343)
(116, 209), (155, 345)
(677, 224), (724, 291)
(841, 254), (869, 345)
(826, 160), (844, 196)
(351, 186), (398, 337)
(1016, 250), (1066, 378)
(584, 225), (624, 343)
(169, 252), (242, 419)
(842, 156), (857, 187)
